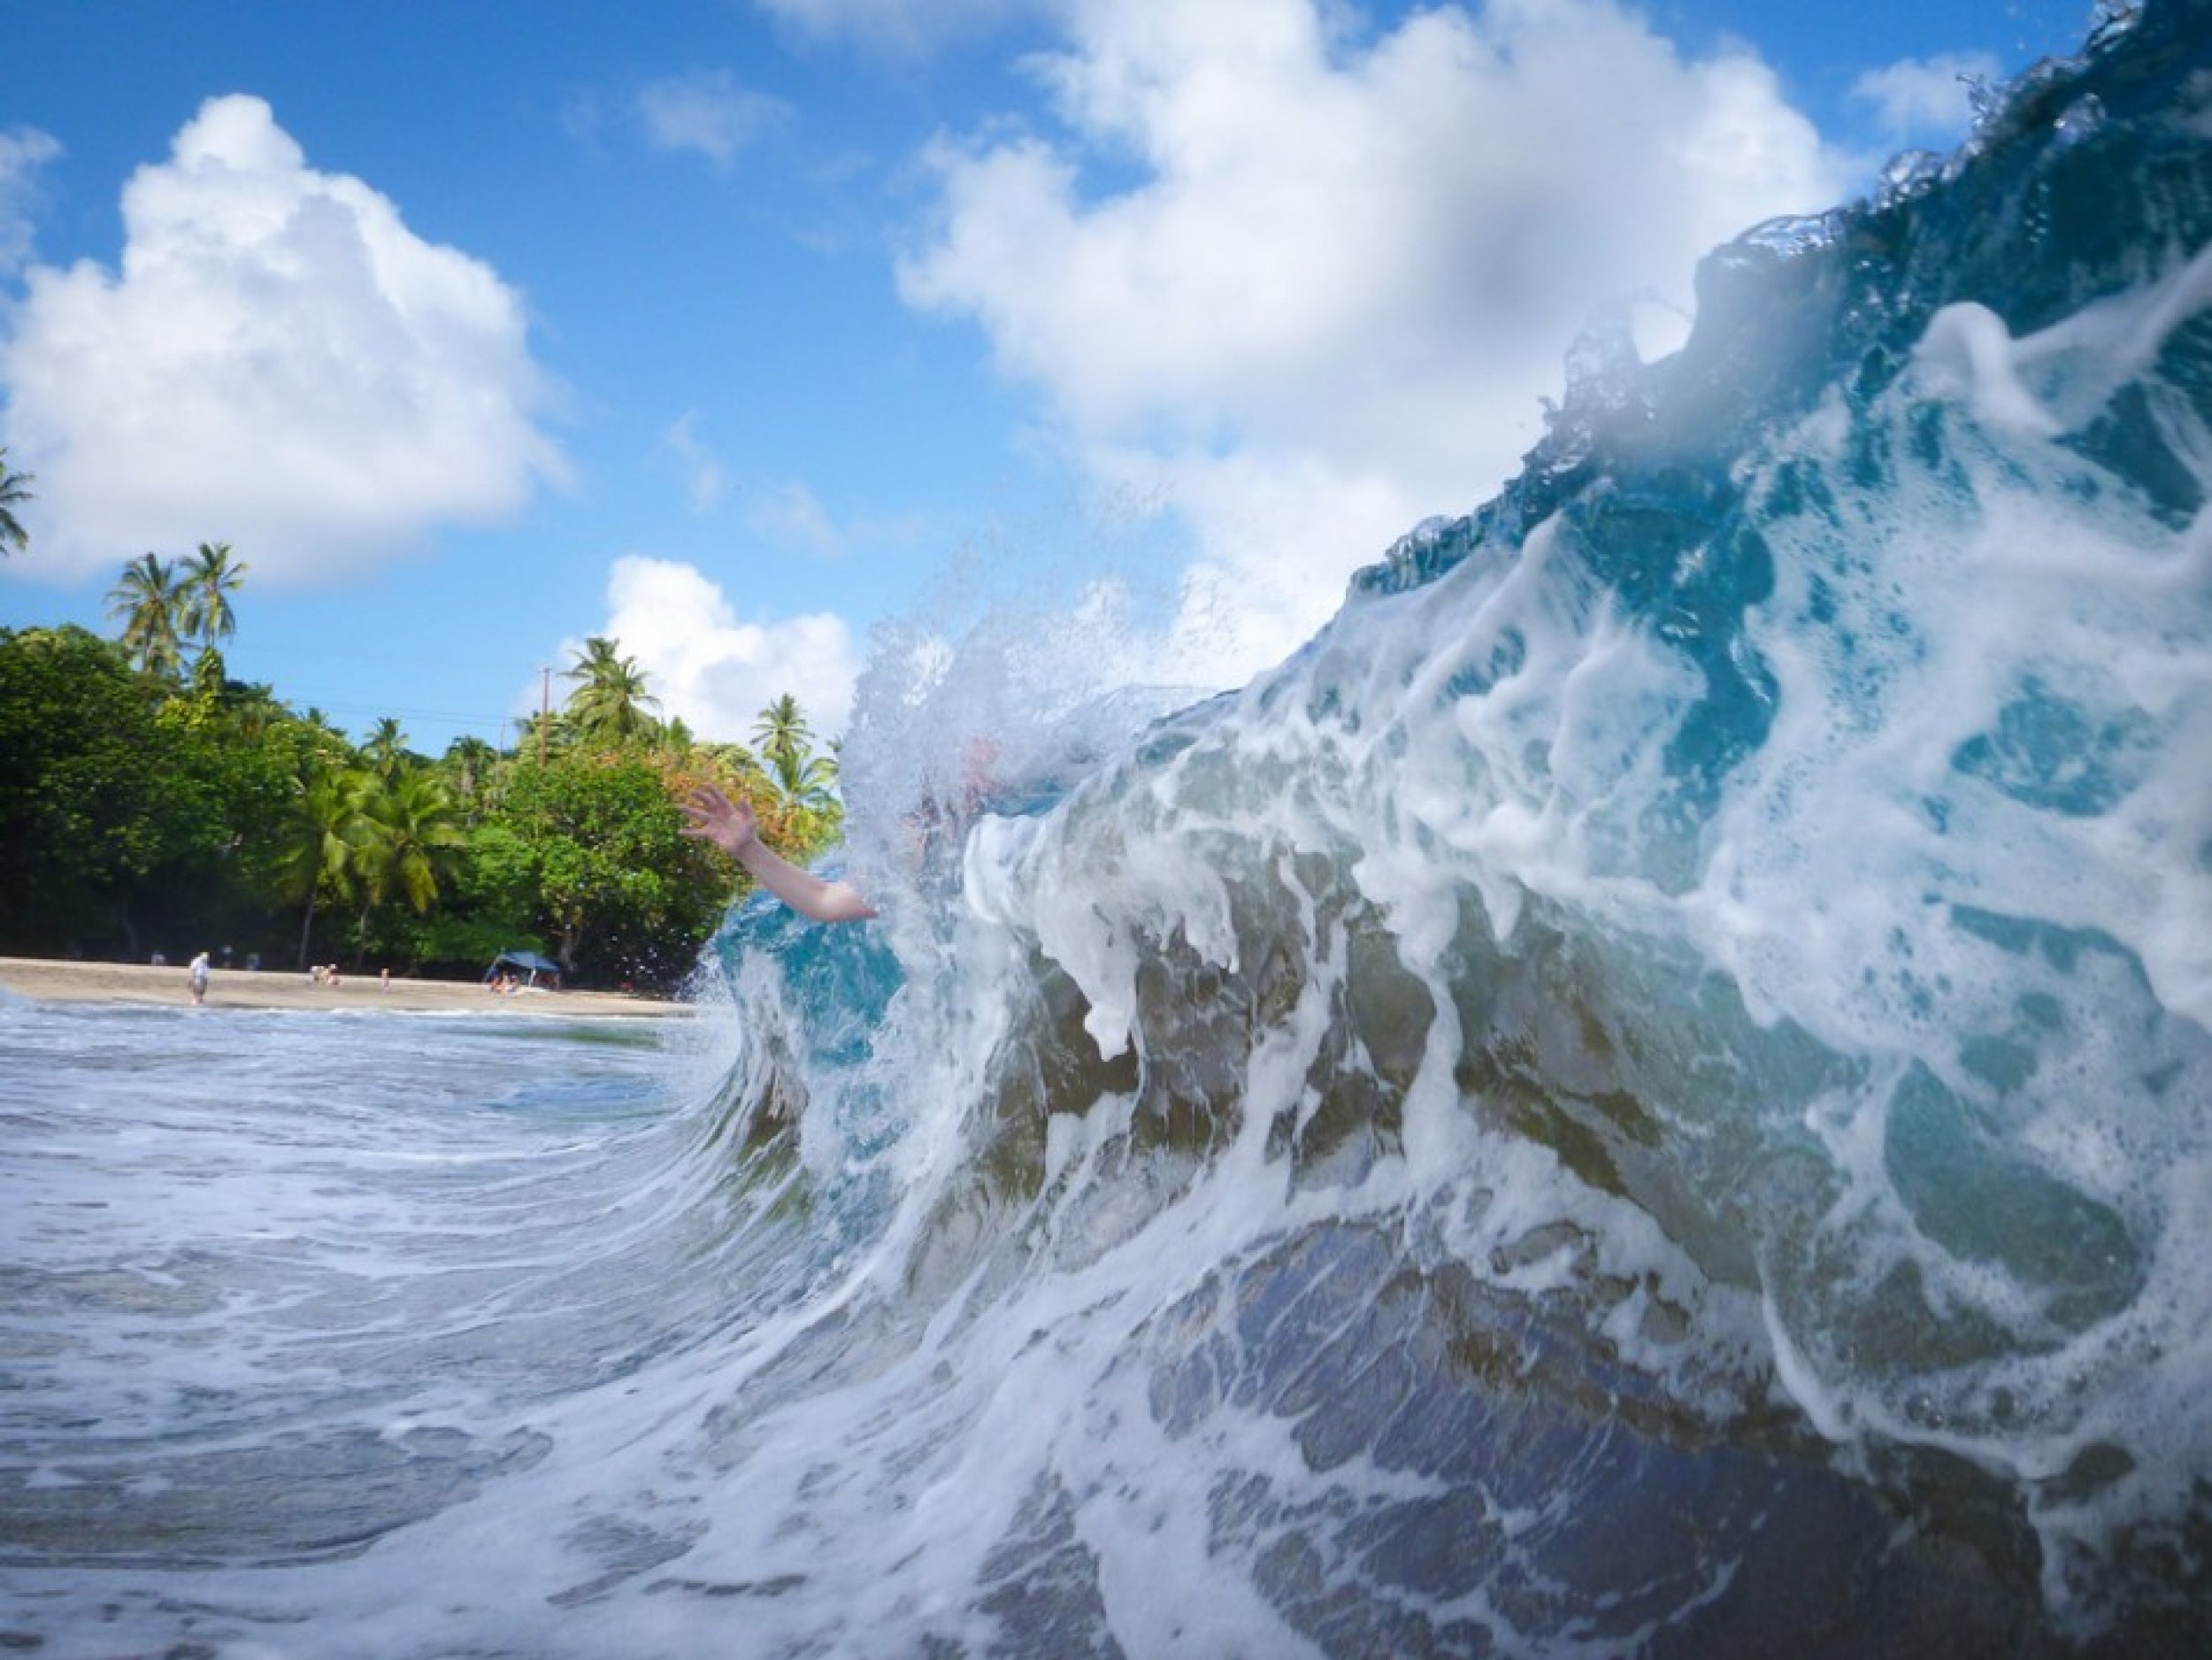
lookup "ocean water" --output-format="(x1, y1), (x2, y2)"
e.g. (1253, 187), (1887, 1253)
(8, 4), (2212, 1655)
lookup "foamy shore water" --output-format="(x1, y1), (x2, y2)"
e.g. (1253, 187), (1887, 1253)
(0, 954), (692, 1018)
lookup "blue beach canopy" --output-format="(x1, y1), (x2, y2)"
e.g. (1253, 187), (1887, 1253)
(486, 949), (562, 984)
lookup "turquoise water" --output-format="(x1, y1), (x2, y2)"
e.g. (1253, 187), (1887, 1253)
(7, 4), (2212, 1654)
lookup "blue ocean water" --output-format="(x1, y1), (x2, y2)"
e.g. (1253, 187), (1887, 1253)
(6, 3), (2212, 1654)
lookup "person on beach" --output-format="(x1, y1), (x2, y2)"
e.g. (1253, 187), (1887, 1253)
(187, 951), (211, 1005)
(681, 784), (878, 924)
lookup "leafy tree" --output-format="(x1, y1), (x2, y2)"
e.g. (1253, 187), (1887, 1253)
(179, 541), (247, 649)
(0, 626), (241, 955)
(106, 553), (188, 678)
(0, 449), (33, 556)
(0, 626), (158, 947)
(187, 645), (231, 705)
(483, 750), (721, 985)
(562, 635), (661, 749)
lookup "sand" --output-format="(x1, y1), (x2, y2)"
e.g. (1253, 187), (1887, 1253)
(0, 955), (693, 1018)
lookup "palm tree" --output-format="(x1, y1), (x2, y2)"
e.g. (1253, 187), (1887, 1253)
(752, 695), (840, 812)
(752, 695), (812, 778)
(774, 742), (841, 818)
(364, 717), (410, 779)
(0, 449), (33, 556)
(563, 635), (661, 747)
(179, 541), (247, 649)
(277, 766), (365, 968)
(105, 553), (188, 678)
(442, 734), (500, 805)
(349, 766), (466, 944)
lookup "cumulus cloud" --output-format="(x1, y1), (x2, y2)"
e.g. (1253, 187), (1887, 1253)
(0, 95), (562, 585)
(576, 554), (863, 741)
(1850, 51), (2002, 147)
(636, 69), (790, 166)
(0, 126), (63, 278)
(900, 0), (1849, 683)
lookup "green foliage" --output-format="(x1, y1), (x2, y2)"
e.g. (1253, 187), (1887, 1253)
(4, 596), (852, 990)
(352, 766), (468, 928)
(0, 626), (281, 957)
(363, 716), (414, 779)
(562, 634), (662, 749)
(484, 751), (725, 986)
(0, 449), (33, 556)
(105, 553), (188, 679)
(179, 542), (247, 649)
(271, 764), (363, 967)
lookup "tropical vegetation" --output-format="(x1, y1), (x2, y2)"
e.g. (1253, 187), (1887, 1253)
(0, 449), (32, 557)
(0, 549), (850, 991)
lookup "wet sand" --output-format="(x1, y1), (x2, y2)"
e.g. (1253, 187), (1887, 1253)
(0, 956), (692, 1018)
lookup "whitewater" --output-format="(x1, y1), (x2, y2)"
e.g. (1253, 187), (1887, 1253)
(6, 3), (2212, 1654)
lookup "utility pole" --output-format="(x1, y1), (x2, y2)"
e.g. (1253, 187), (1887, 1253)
(539, 665), (550, 768)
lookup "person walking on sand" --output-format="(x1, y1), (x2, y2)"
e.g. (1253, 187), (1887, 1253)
(187, 951), (211, 1006)
(681, 784), (878, 923)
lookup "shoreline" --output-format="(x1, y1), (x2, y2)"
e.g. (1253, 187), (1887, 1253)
(0, 955), (693, 1018)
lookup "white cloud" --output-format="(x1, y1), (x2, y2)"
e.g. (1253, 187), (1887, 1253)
(745, 478), (841, 554)
(580, 553), (863, 741)
(636, 69), (790, 166)
(899, 0), (1850, 685)
(0, 95), (562, 585)
(753, 0), (1046, 54)
(0, 126), (63, 278)
(656, 415), (854, 555)
(1850, 51), (2001, 147)
(663, 412), (728, 511)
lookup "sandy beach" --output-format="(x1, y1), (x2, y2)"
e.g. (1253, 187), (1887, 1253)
(0, 955), (693, 1018)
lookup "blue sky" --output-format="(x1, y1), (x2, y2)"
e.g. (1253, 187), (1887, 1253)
(1, 0), (2098, 753)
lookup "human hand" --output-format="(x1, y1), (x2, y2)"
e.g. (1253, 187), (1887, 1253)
(681, 784), (758, 857)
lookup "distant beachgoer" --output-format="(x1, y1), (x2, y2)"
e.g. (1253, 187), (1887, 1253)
(187, 951), (210, 1006)
(380, 968), (391, 995)
(327, 964), (342, 989)
(681, 784), (877, 923)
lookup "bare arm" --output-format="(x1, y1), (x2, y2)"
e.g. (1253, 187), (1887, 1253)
(681, 784), (878, 924)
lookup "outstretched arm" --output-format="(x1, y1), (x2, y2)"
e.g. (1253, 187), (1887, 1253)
(681, 784), (879, 924)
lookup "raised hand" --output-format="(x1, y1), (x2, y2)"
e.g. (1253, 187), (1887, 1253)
(681, 784), (757, 857)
